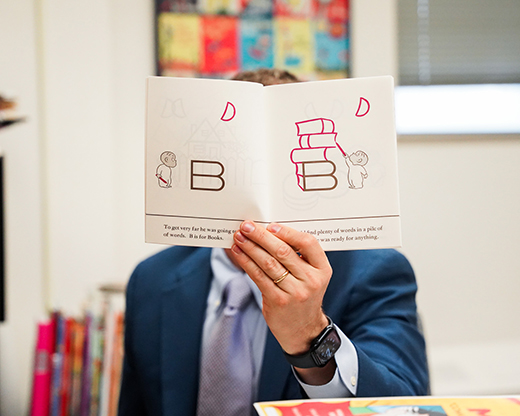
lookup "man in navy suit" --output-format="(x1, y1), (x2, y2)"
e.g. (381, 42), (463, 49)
(118, 70), (429, 416)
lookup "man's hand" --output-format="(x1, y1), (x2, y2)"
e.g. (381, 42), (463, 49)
(227, 220), (336, 384)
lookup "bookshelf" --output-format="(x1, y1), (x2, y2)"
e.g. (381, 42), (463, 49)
(29, 283), (126, 416)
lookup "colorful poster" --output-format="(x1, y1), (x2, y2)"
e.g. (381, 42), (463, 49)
(157, 0), (197, 14)
(274, 18), (314, 76)
(198, 0), (241, 15)
(157, 13), (201, 74)
(201, 16), (240, 75)
(273, 0), (312, 17)
(155, 0), (349, 79)
(315, 19), (349, 71)
(241, 0), (273, 17)
(313, 0), (349, 22)
(241, 19), (274, 69)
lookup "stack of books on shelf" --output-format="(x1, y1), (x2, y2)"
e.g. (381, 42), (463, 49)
(29, 289), (125, 416)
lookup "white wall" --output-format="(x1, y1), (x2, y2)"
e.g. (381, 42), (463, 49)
(0, 0), (519, 414)
(0, 1), (45, 414)
(0, 0), (158, 414)
(399, 135), (520, 394)
(39, 0), (159, 315)
(350, 0), (398, 79)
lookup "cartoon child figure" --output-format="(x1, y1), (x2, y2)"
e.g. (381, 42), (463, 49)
(156, 151), (177, 188)
(344, 150), (369, 189)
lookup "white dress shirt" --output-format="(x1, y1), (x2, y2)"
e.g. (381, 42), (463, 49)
(202, 248), (358, 400)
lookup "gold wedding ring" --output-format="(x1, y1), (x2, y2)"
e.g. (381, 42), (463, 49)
(273, 270), (290, 285)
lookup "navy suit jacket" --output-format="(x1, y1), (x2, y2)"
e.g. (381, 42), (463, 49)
(118, 247), (429, 415)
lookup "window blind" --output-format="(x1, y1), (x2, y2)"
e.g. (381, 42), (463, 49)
(398, 0), (520, 85)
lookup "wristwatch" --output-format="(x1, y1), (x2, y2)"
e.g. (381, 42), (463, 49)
(283, 316), (341, 368)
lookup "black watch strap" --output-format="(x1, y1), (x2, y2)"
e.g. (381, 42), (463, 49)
(282, 316), (341, 368)
(283, 348), (320, 369)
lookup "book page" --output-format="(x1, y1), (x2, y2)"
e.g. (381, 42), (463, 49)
(145, 77), (269, 247)
(264, 76), (401, 250)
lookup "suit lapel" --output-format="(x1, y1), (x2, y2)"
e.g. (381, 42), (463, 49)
(160, 248), (213, 416)
(159, 247), (302, 414)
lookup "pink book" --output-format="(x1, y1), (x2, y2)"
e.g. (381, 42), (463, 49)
(30, 320), (54, 416)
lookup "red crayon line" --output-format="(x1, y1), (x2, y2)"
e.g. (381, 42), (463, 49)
(335, 142), (347, 156)
(156, 174), (168, 185)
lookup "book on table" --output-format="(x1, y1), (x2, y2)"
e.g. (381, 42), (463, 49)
(253, 396), (520, 416)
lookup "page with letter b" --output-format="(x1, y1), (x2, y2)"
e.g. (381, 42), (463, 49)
(145, 77), (269, 247)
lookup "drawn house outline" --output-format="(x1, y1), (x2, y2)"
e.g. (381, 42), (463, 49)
(184, 118), (231, 159)
(182, 118), (260, 187)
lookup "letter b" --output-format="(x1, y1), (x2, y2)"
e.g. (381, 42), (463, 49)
(190, 160), (225, 191)
(297, 160), (338, 191)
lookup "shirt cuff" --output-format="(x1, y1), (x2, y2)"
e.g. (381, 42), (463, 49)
(293, 324), (358, 398)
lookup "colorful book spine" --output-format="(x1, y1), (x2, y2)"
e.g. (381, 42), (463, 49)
(50, 313), (65, 416)
(70, 319), (85, 416)
(107, 312), (124, 416)
(60, 317), (73, 416)
(30, 305), (125, 416)
(80, 313), (92, 416)
(89, 315), (105, 416)
(30, 320), (54, 416)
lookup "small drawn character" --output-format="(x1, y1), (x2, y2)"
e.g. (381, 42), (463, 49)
(344, 150), (369, 189)
(156, 151), (177, 188)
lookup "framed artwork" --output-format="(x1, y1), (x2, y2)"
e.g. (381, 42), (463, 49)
(155, 0), (350, 80)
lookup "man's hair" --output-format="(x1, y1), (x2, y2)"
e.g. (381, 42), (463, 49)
(231, 68), (300, 86)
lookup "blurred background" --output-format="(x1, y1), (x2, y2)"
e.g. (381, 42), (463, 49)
(0, 0), (519, 414)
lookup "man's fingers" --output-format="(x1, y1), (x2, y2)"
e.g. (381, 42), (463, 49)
(237, 221), (306, 276)
(230, 243), (293, 293)
(266, 223), (330, 270)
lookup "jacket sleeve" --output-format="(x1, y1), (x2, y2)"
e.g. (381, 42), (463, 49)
(326, 250), (429, 397)
(117, 267), (147, 416)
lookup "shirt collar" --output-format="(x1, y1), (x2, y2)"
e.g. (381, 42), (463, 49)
(210, 248), (263, 310)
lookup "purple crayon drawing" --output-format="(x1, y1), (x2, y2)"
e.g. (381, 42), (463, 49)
(220, 101), (236, 121)
(355, 97), (370, 117)
(291, 117), (370, 191)
(290, 118), (340, 192)
(295, 118), (335, 135)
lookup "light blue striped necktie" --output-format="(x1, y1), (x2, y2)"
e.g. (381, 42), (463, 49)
(197, 276), (254, 416)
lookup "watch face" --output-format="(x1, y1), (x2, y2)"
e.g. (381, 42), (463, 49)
(314, 330), (341, 366)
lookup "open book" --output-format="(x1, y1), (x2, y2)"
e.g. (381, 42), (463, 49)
(253, 396), (520, 416)
(145, 75), (401, 251)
